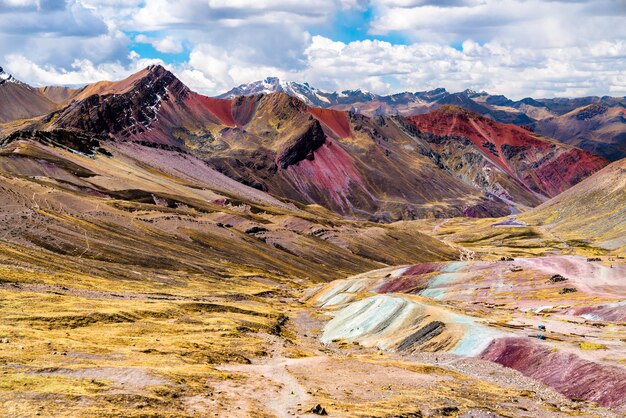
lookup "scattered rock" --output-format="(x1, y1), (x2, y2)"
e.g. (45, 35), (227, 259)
(559, 287), (577, 294)
(269, 314), (288, 336)
(244, 226), (268, 234)
(436, 406), (459, 416)
(309, 404), (328, 415)
(549, 274), (567, 283)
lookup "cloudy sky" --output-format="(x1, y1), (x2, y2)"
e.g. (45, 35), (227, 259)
(1, 0), (625, 99)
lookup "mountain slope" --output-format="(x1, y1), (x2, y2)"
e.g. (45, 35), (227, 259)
(17, 66), (607, 221)
(36, 85), (80, 104)
(532, 104), (626, 161)
(31, 67), (512, 220)
(222, 79), (625, 160)
(46, 65), (236, 146)
(0, 130), (458, 281)
(520, 158), (626, 253)
(407, 106), (608, 198)
(0, 67), (57, 123)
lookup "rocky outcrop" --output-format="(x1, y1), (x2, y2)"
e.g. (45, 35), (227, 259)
(407, 106), (608, 199)
(51, 65), (188, 138)
(275, 119), (326, 169)
(2, 129), (108, 156)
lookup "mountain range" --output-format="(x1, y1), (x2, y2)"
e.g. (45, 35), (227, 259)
(0, 64), (624, 416)
(0, 65), (610, 221)
(221, 77), (626, 161)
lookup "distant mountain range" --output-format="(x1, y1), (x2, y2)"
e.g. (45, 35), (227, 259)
(221, 77), (626, 161)
(0, 65), (610, 222)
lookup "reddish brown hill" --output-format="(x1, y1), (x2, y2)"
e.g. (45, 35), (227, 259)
(24, 67), (607, 221)
(42, 71), (509, 220)
(0, 78), (57, 123)
(308, 107), (351, 138)
(533, 104), (626, 161)
(408, 106), (608, 198)
(48, 65), (235, 146)
(36, 85), (80, 104)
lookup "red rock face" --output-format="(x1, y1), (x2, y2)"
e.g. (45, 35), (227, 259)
(186, 93), (236, 127)
(402, 263), (441, 276)
(481, 338), (626, 408)
(284, 140), (373, 211)
(408, 106), (608, 198)
(308, 107), (351, 138)
(570, 304), (626, 322)
(232, 95), (262, 126)
(38, 66), (608, 221)
(50, 65), (233, 146)
(527, 148), (607, 196)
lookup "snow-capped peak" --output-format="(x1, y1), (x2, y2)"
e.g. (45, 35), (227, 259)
(0, 66), (16, 84)
(0, 66), (26, 87)
(218, 78), (383, 108)
(220, 77), (333, 106)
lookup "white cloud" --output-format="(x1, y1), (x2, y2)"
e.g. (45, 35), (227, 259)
(129, 0), (353, 31)
(135, 35), (183, 54)
(295, 35), (626, 99)
(369, 0), (626, 48)
(0, 0), (624, 99)
(4, 53), (164, 86)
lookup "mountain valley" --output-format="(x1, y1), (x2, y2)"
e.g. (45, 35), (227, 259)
(0, 65), (624, 418)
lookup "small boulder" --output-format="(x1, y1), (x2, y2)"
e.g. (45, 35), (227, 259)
(559, 287), (577, 294)
(309, 404), (328, 415)
(549, 274), (567, 283)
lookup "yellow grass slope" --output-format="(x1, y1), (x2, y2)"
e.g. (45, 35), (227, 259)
(520, 158), (626, 255)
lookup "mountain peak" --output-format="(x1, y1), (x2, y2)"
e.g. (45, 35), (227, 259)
(137, 64), (178, 85)
(146, 63), (166, 72)
(220, 78), (330, 106)
(435, 104), (481, 118)
(0, 66), (19, 85)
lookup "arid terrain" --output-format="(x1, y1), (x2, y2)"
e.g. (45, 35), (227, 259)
(0, 65), (624, 418)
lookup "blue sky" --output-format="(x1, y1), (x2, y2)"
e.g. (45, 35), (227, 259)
(0, 0), (625, 99)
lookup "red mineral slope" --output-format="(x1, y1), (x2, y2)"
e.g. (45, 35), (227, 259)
(408, 106), (608, 198)
(481, 338), (626, 408)
(48, 65), (235, 146)
(31, 67), (534, 220)
(187, 94), (236, 126)
(284, 140), (373, 211)
(308, 107), (351, 138)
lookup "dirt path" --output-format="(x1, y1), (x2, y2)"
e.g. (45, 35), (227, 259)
(429, 218), (475, 260)
(431, 218), (449, 235)
(216, 334), (320, 417)
(537, 224), (573, 253)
